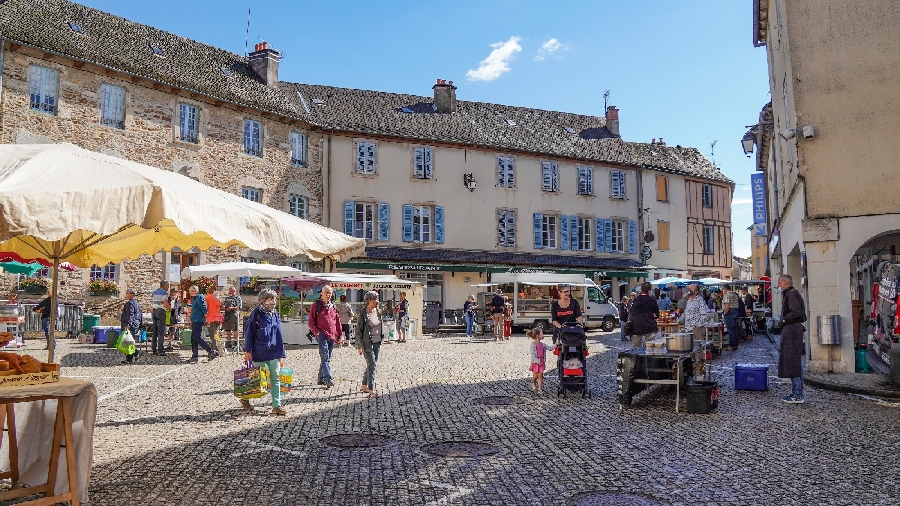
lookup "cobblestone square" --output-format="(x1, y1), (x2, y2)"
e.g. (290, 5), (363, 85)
(10, 330), (900, 505)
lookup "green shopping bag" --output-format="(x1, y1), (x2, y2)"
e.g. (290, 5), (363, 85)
(115, 329), (136, 356)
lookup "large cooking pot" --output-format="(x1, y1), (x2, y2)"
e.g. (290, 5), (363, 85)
(666, 332), (694, 352)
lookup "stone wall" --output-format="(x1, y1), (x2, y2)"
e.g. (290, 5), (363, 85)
(0, 47), (326, 305)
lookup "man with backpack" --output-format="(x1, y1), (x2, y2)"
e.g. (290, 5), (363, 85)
(308, 285), (343, 388)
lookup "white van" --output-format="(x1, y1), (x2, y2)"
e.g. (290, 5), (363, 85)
(489, 273), (620, 332)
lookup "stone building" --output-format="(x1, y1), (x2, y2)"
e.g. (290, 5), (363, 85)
(748, 0), (900, 373)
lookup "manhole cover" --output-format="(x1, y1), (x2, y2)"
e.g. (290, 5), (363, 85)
(321, 434), (393, 448)
(472, 395), (527, 406)
(422, 441), (500, 457)
(567, 492), (669, 506)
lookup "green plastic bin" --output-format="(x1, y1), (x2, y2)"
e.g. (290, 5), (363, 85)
(82, 314), (100, 333)
(181, 329), (192, 346)
(105, 329), (120, 348)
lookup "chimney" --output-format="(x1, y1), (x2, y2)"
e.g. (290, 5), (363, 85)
(605, 105), (620, 137)
(657, 137), (665, 146)
(432, 78), (457, 113)
(248, 41), (282, 88)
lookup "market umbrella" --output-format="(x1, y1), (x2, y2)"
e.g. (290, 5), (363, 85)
(281, 276), (329, 292)
(181, 262), (304, 280)
(0, 143), (366, 361)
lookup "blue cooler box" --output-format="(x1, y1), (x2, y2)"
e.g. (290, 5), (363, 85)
(92, 326), (121, 345)
(735, 364), (769, 391)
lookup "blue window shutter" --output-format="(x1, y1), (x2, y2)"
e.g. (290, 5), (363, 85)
(378, 202), (390, 241)
(343, 200), (354, 236)
(533, 213), (543, 249)
(402, 204), (414, 242)
(434, 206), (445, 244)
(570, 216), (579, 251)
(628, 219), (637, 254)
(604, 219), (613, 252)
(560, 215), (569, 250)
(595, 218), (603, 251)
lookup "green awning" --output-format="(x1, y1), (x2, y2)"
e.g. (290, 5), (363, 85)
(0, 261), (41, 276)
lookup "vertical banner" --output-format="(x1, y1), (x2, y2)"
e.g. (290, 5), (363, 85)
(751, 174), (767, 236)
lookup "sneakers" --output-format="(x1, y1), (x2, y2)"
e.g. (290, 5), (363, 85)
(187, 357), (199, 363)
(239, 399), (252, 411)
(132, 350), (142, 363)
(317, 380), (325, 386)
(207, 350), (221, 361)
(782, 394), (805, 404)
(271, 406), (287, 416)
(324, 380), (334, 389)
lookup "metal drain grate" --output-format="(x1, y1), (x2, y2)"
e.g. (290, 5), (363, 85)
(567, 492), (669, 506)
(322, 434), (393, 448)
(472, 396), (528, 406)
(421, 441), (500, 457)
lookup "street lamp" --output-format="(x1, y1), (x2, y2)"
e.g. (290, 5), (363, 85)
(463, 173), (477, 192)
(741, 131), (755, 156)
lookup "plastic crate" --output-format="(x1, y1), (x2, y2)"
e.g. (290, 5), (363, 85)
(92, 326), (120, 345)
(735, 364), (769, 391)
(686, 381), (719, 413)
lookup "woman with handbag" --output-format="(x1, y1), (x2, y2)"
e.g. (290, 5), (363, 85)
(356, 291), (383, 399)
(241, 289), (286, 415)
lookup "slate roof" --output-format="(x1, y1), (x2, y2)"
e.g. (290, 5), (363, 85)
(0, 0), (732, 185)
(360, 246), (646, 270)
(0, 0), (301, 117)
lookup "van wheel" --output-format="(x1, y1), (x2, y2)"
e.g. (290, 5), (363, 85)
(601, 317), (616, 332)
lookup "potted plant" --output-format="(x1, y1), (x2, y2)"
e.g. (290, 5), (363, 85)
(240, 277), (261, 295)
(89, 278), (119, 296)
(20, 277), (49, 295)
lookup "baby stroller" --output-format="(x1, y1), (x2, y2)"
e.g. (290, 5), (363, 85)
(555, 323), (591, 398)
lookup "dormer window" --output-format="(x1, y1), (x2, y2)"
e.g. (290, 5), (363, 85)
(67, 22), (85, 34)
(149, 44), (164, 57)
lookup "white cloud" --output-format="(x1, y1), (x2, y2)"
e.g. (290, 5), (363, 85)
(534, 38), (566, 61)
(732, 197), (753, 205)
(466, 36), (522, 81)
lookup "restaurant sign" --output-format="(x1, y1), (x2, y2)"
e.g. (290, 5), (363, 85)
(337, 261), (477, 273)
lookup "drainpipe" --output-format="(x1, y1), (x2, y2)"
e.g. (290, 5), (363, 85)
(0, 38), (6, 136)
(636, 166), (645, 265)
(325, 129), (334, 272)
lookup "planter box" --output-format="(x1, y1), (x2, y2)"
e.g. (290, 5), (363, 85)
(0, 363), (61, 387)
(22, 286), (48, 295)
(240, 290), (260, 296)
(89, 290), (119, 297)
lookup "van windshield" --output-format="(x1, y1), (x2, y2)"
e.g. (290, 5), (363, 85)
(587, 287), (604, 304)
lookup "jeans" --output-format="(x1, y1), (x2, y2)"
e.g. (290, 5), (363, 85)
(151, 308), (166, 353)
(362, 342), (381, 391)
(317, 334), (335, 382)
(464, 313), (475, 336)
(254, 359), (282, 407)
(724, 309), (740, 346)
(620, 323), (627, 340)
(791, 376), (804, 398)
(190, 321), (215, 358)
(41, 317), (50, 339)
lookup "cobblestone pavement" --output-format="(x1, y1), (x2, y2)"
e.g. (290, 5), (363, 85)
(12, 330), (900, 506)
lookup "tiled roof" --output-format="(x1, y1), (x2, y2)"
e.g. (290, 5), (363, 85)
(361, 246), (646, 270)
(0, 0), (301, 117)
(0, 0), (732, 185)
(283, 82), (733, 184)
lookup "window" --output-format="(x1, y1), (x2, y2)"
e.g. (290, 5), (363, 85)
(100, 83), (125, 129)
(90, 263), (117, 280)
(703, 225), (715, 254)
(657, 220), (670, 250)
(541, 215), (558, 249)
(576, 217), (592, 251)
(702, 184), (713, 208)
(179, 103), (198, 143)
(29, 65), (58, 114)
(355, 142), (376, 174)
(656, 175), (668, 202)
(497, 156), (515, 188)
(577, 165), (594, 195)
(610, 170), (626, 198)
(541, 161), (558, 192)
(290, 261), (308, 271)
(413, 147), (433, 179)
(610, 220), (625, 253)
(242, 187), (261, 203)
(290, 131), (307, 167)
(288, 194), (308, 219)
(344, 201), (389, 241)
(244, 119), (262, 157)
(497, 209), (517, 247)
(402, 204), (444, 244)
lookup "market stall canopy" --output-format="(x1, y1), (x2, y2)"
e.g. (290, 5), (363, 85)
(0, 252), (76, 276)
(281, 276), (329, 292)
(697, 277), (730, 286)
(181, 262), (303, 280)
(650, 276), (682, 286)
(0, 143), (366, 266)
(305, 273), (421, 290)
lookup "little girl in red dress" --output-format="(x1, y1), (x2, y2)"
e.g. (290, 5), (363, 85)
(527, 327), (553, 394)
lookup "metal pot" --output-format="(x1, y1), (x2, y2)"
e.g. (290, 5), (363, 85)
(666, 332), (694, 352)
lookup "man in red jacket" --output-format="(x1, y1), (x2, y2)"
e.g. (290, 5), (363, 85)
(309, 285), (343, 388)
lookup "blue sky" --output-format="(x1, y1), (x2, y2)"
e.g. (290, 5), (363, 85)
(80, 0), (769, 257)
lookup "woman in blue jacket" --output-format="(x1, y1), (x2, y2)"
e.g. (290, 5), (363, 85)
(241, 289), (286, 415)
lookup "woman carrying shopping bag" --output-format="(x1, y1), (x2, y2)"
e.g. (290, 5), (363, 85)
(356, 291), (383, 399)
(241, 289), (287, 415)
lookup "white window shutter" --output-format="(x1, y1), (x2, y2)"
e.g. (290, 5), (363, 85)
(507, 210), (517, 247)
(424, 148), (433, 179)
(413, 147), (424, 178)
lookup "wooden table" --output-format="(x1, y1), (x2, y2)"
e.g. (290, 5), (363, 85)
(656, 321), (684, 333)
(0, 378), (96, 505)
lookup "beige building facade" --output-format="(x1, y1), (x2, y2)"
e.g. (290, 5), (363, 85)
(750, 0), (900, 373)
